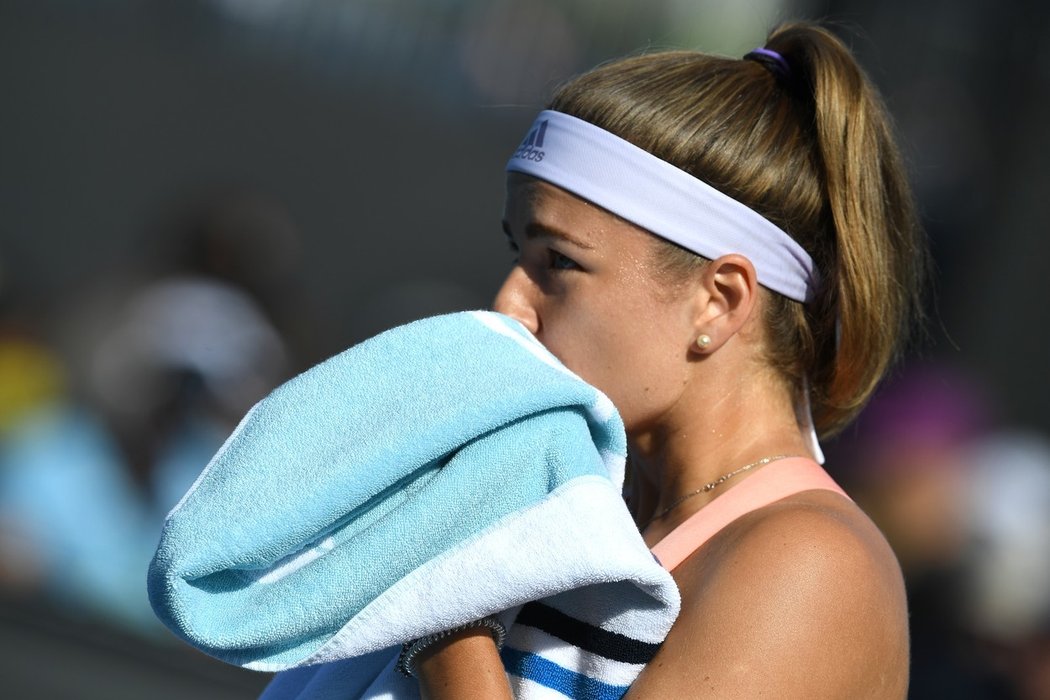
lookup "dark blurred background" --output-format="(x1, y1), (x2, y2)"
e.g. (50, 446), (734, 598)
(1, 1), (1047, 698)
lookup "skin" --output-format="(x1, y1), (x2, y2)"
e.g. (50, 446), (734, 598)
(413, 173), (910, 699)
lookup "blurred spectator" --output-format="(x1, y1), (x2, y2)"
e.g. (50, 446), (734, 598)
(826, 363), (1013, 698)
(150, 188), (317, 368)
(830, 364), (1050, 698)
(0, 263), (68, 592)
(0, 191), (299, 638)
(961, 432), (1050, 700)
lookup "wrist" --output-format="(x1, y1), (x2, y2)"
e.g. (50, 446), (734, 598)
(396, 615), (507, 679)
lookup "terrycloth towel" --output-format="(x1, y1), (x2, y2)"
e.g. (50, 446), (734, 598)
(148, 311), (680, 698)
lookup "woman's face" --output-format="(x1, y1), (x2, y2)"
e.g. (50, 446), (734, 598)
(493, 174), (696, 433)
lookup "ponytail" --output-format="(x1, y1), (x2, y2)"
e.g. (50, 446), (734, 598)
(763, 23), (927, 435)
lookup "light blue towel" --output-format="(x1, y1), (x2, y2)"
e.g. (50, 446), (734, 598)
(148, 311), (680, 698)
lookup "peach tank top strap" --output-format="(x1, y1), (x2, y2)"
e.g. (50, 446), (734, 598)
(650, 457), (850, 572)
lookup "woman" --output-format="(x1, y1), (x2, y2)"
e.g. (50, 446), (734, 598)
(404, 21), (925, 699)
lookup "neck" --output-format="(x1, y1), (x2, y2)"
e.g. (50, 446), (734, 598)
(628, 363), (812, 543)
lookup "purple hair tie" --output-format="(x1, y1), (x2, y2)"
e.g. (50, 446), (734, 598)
(744, 47), (791, 79)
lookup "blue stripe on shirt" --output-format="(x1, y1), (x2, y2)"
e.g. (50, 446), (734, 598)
(502, 646), (630, 700)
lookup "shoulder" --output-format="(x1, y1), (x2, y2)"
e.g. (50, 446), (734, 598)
(631, 491), (909, 699)
(713, 490), (903, 595)
(693, 490), (909, 637)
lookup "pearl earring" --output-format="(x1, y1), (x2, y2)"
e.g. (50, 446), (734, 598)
(696, 334), (712, 350)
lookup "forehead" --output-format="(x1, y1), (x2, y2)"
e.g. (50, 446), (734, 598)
(504, 173), (593, 215)
(503, 173), (650, 244)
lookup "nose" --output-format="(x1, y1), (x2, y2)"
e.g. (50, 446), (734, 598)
(492, 265), (540, 335)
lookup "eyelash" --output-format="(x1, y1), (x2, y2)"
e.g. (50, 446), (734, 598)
(548, 250), (579, 271)
(505, 237), (580, 273)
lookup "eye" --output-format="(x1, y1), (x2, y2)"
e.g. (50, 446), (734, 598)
(549, 249), (580, 271)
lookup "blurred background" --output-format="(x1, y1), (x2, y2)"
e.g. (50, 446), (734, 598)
(1, 0), (1047, 698)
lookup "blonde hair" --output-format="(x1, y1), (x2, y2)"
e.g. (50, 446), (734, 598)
(547, 22), (927, 438)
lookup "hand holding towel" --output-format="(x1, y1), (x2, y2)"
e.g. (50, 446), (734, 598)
(148, 311), (679, 698)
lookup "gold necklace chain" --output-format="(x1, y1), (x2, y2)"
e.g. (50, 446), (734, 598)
(642, 454), (794, 529)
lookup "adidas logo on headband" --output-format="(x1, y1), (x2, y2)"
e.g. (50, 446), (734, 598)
(512, 119), (548, 162)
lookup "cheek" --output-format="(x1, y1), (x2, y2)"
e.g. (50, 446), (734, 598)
(528, 270), (689, 424)
(547, 313), (678, 423)
(539, 314), (607, 378)
(532, 302), (616, 386)
(597, 312), (690, 427)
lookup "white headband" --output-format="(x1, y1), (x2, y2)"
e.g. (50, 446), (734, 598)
(506, 110), (818, 303)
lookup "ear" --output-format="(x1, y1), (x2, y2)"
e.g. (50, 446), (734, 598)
(689, 254), (760, 354)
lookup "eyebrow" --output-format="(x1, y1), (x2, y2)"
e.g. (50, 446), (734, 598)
(501, 220), (595, 250)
